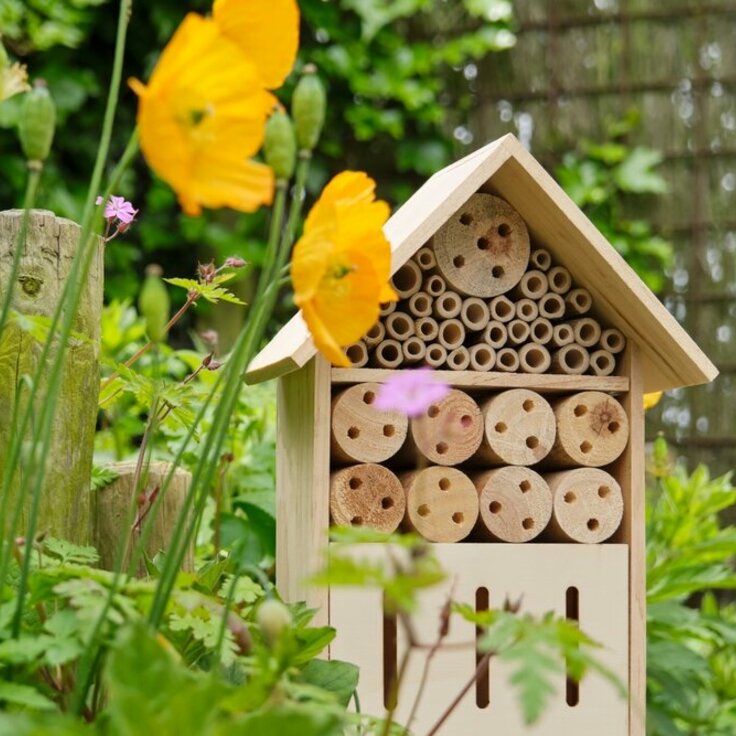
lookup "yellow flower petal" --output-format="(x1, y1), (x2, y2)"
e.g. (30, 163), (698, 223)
(0, 62), (30, 102)
(301, 302), (351, 367)
(213, 0), (299, 89)
(643, 391), (663, 411)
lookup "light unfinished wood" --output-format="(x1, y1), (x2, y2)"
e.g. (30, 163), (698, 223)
(544, 469), (624, 544)
(477, 389), (556, 465)
(488, 294), (515, 322)
(373, 339), (403, 368)
(402, 336), (426, 364)
(519, 343), (552, 374)
(496, 347), (520, 372)
(447, 345), (471, 370)
(552, 323), (575, 348)
(539, 292), (565, 320)
(276, 356), (331, 625)
(548, 392), (629, 467)
(548, 265), (572, 295)
(391, 259), (422, 298)
(408, 291), (432, 318)
(425, 273), (447, 297)
(407, 388), (483, 465)
(330, 464), (405, 533)
(331, 383), (408, 464)
(469, 343), (496, 371)
(516, 297), (539, 322)
(483, 320), (508, 348)
(551, 343), (590, 374)
(530, 317), (553, 345)
(513, 269), (548, 300)
(601, 328), (626, 354)
(363, 321), (385, 347)
(570, 317), (602, 348)
(590, 349), (616, 376)
(401, 467), (479, 542)
(415, 245), (436, 271)
(415, 316), (439, 342)
(385, 311), (415, 341)
(329, 543), (629, 735)
(507, 318), (531, 346)
(565, 288), (593, 316)
(331, 367), (630, 392)
(95, 461), (193, 575)
(424, 343), (447, 368)
(433, 193), (530, 297)
(530, 247), (552, 271)
(437, 318), (465, 350)
(433, 290), (462, 319)
(474, 467), (552, 542)
(345, 340), (368, 367)
(460, 296), (490, 331)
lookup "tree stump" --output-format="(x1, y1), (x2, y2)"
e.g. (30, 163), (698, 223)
(0, 209), (103, 544)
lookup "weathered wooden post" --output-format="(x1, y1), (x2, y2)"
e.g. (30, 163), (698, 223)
(0, 209), (103, 544)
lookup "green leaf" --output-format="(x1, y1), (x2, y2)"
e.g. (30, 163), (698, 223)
(42, 537), (99, 565)
(613, 146), (668, 194)
(300, 659), (359, 707)
(164, 276), (246, 306)
(0, 683), (56, 710)
(221, 705), (343, 736)
(91, 464), (119, 491)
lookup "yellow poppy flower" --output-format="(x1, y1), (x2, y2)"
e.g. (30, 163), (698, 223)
(643, 391), (663, 410)
(292, 171), (397, 366)
(130, 13), (279, 216)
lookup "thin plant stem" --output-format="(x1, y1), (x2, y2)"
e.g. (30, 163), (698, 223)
(213, 572), (240, 664)
(254, 181), (288, 304)
(380, 643), (412, 736)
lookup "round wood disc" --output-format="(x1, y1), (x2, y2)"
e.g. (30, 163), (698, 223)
(433, 193), (530, 297)
(474, 467), (552, 542)
(330, 464), (406, 532)
(331, 383), (409, 463)
(402, 467), (479, 542)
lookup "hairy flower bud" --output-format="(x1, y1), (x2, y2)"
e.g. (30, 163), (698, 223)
(138, 264), (170, 343)
(19, 80), (56, 163)
(257, 598), (292, 647)
(264, 110), (297, 182)
(292, 64), (326, 153)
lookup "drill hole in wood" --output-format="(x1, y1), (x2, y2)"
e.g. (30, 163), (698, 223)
(498, 223), (511, 237)
(363, 391), (375, 404)
(427, 404), (440, 418)
(598, 485), (611, 498)
(587, 518), (600, 531)
(452, 512), (464, 524)
(580, 440), (593, 454)
(522, 517), (534, 530)
(351, 516), (363, 526)
(491, 265), (505, 278)
(381, 497), (394, 510)
(519, 480), (531, 493)
(574, 404), (588, 417)
(608, 421), (620, 433)
(436, 442), (448, 455)
(383, 425), (395, 438)
(526, 436), (539, 449)
(453, 255), (465, 268)
(477, 237), (490, 251)
(439, 477), (451, 491)
(522, 399), (535, 412)
(460, 414), (473, 428)
(564, 491), (576, 503)
(495, 422), (507, 434)
(460, 212), (473, 226)
(417, 504), (430, 517)
(347, 426), (360, 440)
(489, 501), (502, 514)
(349, 477), (362, 490)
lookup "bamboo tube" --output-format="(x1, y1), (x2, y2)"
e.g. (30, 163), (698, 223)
(518, 343), (551, 374)
(529, 317), (553, 345)
(469, 344), (496, 372)
(424, 343), (447, 368)
(530, 248), (552, 272)
(379, 301), (397, 317)
(590, 349), (616, 376)
(391, 260), (422, 299)
(408, 291), (432, 318)
(474, 467), (552, 542)
(407, 389), (483, 465)
(415, 246), (436, 271)
(551, 344), (590, 374)
(425, 273), (447, 297)
(363, 321), (385, 348)
(447, 346), (470, 371)
(552, 323), (575, 348)
(547, 265), (572, 295)
(544, 469), (624, 544)
(538, 293), (565, 320)
(437, 318), (465, 350)
(373, 339), (403, 369)
(330, 464), (406, 532)
(513, 270), (548, 300)
(433, 193), (530, 297)
(495, 348), (519, 372)
(402, 467), (479, 543)
(547, 392), (629, 467)
(488, 295), (515, 323)
(483, 321), (508, 349)
(460, 297), (490, 332)
(565, 288), (592, 316)
(600, 328), (626, 354)
(433, 290), (462, 319)
(402, 336), (427, 364)
(507, 319), (531, 346)
(516, 298), (539, 322)
(345, 341), (369, 368)
(415, 317), (439, 343)
(569, 317), (602, 348)
(476, 389), (556, 465)
(385, 311), (415, 341)
(331, 383), (409, 463)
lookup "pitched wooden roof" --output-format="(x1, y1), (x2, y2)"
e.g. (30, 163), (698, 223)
(246, 133), (717, 392)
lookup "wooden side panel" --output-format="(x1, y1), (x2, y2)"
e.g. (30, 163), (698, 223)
(276, 356), (331, 625)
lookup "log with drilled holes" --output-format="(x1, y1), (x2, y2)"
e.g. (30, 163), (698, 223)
(331, 383), (409, 464)
(544, 468), (624, 543)
(547, 392), (629, 467)
(474, 467), (552, 542)
(433, 193), (530, 297)
(390, 260), (422, 299)
(401, 467), (479, 542)
(476, 389), (556, 466)
(330, 464), (406, 532)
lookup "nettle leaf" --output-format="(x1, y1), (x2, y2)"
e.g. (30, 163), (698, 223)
(91, 465), (119, 492)
(42, 537), (99, 566)
(164, 275), (246, 306)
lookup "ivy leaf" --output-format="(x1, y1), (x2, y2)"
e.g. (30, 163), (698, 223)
(164, 275), (246, 305)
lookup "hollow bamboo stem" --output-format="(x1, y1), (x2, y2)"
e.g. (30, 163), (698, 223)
(507, 319), (531, 346)
(391, 260), (422, 299)
(415, 316), (439, 343)
(437, 318), (465, 350)
(424, 343), (447, 368)
(483, 321), (508, 349)
(518, 343), (551, 374)
(373, 339), (404, 368)
(447, 346), (471, 371)
(468, 344), (496, 372)
(590, 349), (616, 376)
(415, 246), (436, 271)
(460, 297), (490, 332)
(529, 317), (553, 345)
(363, 321), (386, 347)
(495, 347), (520, 372)
(538, 293), (565, 320)
(551, 343), (590, 374)
(433, 290), (463, 319)
(600, 328), (626, 354)
(385, 311), (415, 341)
(408, 291), (433, 318)
(515, 298), (539, 322)
(529, 248), (552, 272)
(547, 265), (572, 295)
(345, 341), (369, 367)
(488, 295), (515, 323)
(565, 288), (592, 316)
(402, 336), (427, 364)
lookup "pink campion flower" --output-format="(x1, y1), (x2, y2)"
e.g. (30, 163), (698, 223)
(96, 195), (138, 224)
(374, 367), (450, 418)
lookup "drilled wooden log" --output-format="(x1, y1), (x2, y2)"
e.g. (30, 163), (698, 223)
(1, 210), (103, 544)
(495, 347), (520, 372)
(424, 273), (447, 298)
(529, 317), (553, 345)
(391, 260), (422, 299)
(529, 248), (552, 271)
(424, 343), (447, 368)
(590, 349), (616, 376)
(402, 336), (427, 364)
(415, 246), (436, 271)
(373, 339), (403, 368)
(512, 270), (548, 300)
(552, 323), (575, 348)
(407, 389), (483, 465)
(447, 346), (470, 371)
(474, 467), (552, 542)
(433, 193), (530, 297)
(551, 343), (590, 374)
(547, 265), (572, 295)
(600, 328), (626, 354)
(402, 467), (479, 543)
(565, 288), (592, 316)
(518, 343), (551, 374)
(408, 291), (432, 318)
(437, 318), (465, 350)
(483, 321), (508, 349)
(547, 392), (629, 467)
(488, 295), (515, 323)
(330, 464), (406, 532)
(569, 317), (602, 348)
(507, 319), (530, 346)
(379, 301), (397, 317)
(95, 461), (193, 575)
(468, 343), (495, 372)
(433, 290), (462, 319)
(345, 341), (369, 367)
(460, 297), (490, 332)
(544, 469), (624, 544)
(515, 298), (539, 323)
(538, 293), (565, 320)
(415, 317), (439, 343)
(476, 389), (556, 465)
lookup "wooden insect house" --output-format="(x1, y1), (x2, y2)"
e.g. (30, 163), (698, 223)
(246, 134), (717, 735)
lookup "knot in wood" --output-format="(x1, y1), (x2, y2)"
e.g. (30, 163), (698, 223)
(18, 275), (43, 296)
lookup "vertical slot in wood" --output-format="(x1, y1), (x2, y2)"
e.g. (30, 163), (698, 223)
(566, 586), (580, 707)
(476, 586), (490, 708)
(383, 595), (398, 710)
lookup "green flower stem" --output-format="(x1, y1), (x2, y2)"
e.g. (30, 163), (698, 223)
(254, 180), (288, 304)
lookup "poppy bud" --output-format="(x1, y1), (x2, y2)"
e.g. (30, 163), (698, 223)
(19, 80), (56, 164)
(138, 264), (170, 343)
(257, 598), (292, 647)
(264, 110), (297, 182)
(292, 64), (326, 153)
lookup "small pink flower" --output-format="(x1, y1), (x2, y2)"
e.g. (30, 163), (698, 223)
(374, 367), (450, 418)
(97, 195), (138, 224)
(224, 256), (247, 269)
